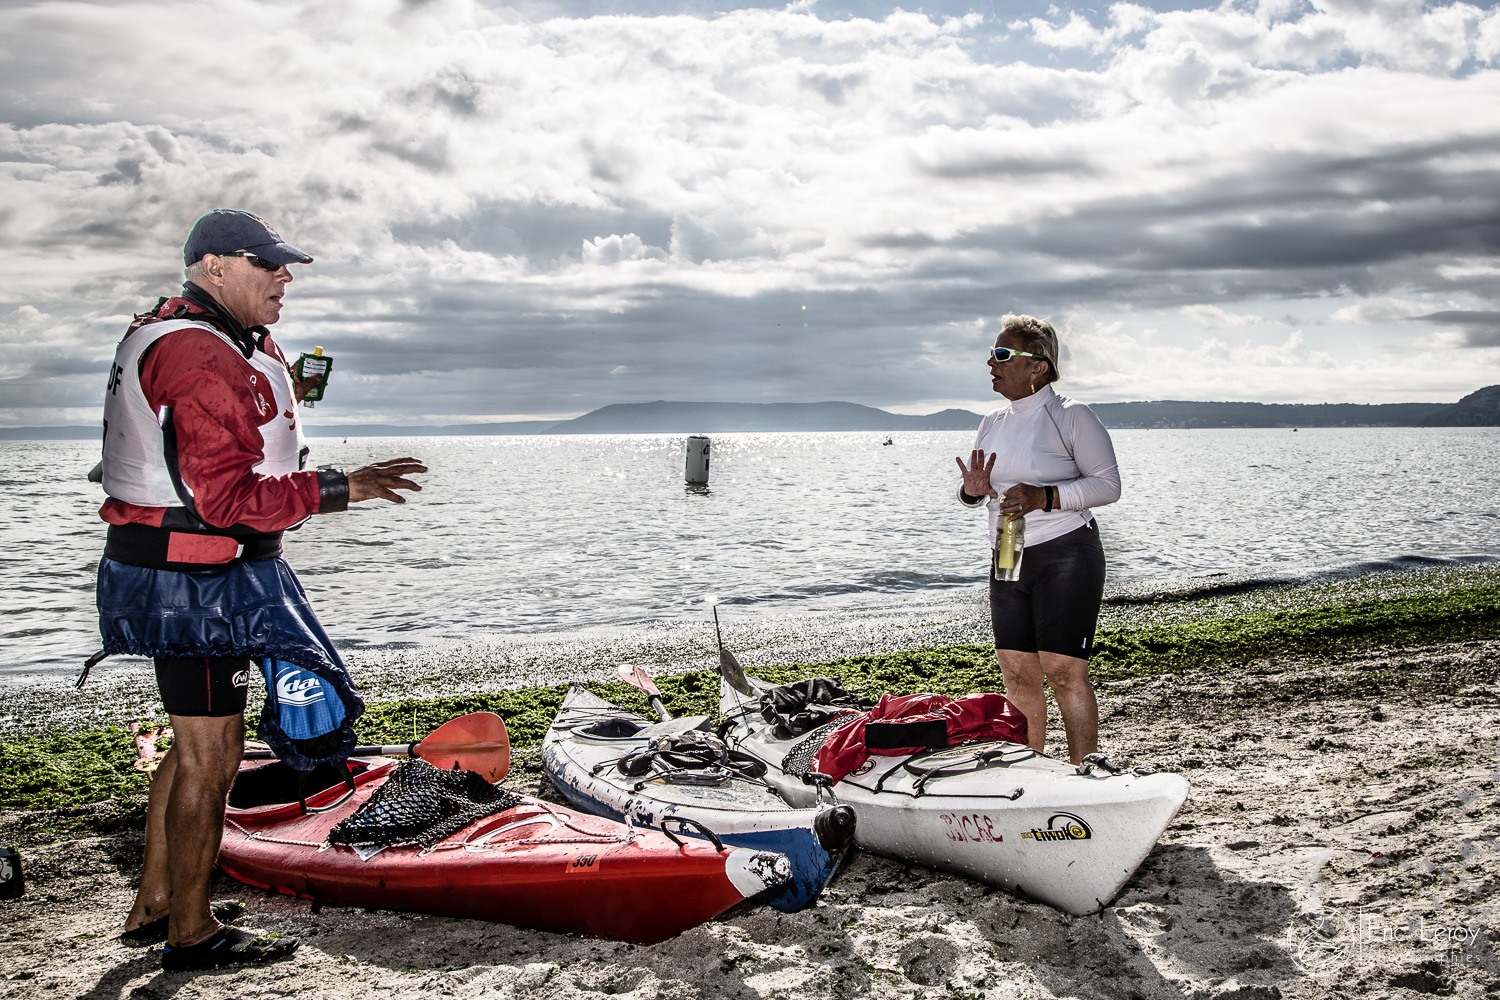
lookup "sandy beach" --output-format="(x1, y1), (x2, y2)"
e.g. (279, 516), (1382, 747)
(3, 633), (1497, 999)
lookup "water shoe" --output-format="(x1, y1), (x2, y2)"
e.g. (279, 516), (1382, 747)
(160, 925), (298, 972)
(121, 900), (246, 944)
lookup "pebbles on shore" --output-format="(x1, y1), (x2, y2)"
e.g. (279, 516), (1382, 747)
(3, 637), (1497, 998)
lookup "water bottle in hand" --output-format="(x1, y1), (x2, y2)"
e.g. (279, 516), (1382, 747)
(993, 513), (1025, 582)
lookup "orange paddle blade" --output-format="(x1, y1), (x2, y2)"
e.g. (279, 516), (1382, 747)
(415, 712), (511, 783)
(618, 662), (661, 696)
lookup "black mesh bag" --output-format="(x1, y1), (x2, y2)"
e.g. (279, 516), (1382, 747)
(327, 759), (524, 849)
(780, 711), (862, 778)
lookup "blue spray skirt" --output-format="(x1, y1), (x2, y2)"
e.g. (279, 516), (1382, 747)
(261, 659), (346, 740)
(97, 556), (364, 770)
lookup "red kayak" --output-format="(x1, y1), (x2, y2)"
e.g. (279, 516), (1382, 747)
(219, 756), (791, 944)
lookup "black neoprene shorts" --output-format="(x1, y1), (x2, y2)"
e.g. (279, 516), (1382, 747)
(154, 656), (252, 717)
(989, 520), (1107, 659)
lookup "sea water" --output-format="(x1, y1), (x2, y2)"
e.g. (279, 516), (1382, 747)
(3, 427), (1498, 682)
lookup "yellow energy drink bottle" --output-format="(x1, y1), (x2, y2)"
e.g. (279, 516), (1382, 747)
(993, 512), (1025, 582)
(293, 346), (333, 407)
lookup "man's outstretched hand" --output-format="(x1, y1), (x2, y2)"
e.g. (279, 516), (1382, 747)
(347, 457), (427, 504)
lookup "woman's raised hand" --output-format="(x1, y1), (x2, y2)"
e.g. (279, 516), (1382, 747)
(955, 449), (999, 499)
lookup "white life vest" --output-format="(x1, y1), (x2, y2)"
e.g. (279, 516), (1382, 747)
(101, 318), (306, 510)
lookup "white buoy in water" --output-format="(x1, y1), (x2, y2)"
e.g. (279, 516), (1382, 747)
(685, 434), (711, 484)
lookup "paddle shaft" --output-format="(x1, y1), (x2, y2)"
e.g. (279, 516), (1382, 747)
(618, 663), (672, 721)
(241, 740), (510, 761)
(243, 743), (414, 760)
(233, 711), (511, 781)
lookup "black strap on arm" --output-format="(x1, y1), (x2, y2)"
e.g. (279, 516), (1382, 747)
(158, 405), (214, 531)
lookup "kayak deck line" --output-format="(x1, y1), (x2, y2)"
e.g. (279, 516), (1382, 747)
(224, 760), (651, 854)
(225, 806), (636, 855)
(717, 670), (1190, 916)
(543, 686), (855, 914)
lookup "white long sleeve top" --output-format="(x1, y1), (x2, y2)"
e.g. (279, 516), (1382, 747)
(957, 384), (1122, 547)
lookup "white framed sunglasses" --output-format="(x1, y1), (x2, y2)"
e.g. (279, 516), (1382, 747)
(990, 347), (1046, 363)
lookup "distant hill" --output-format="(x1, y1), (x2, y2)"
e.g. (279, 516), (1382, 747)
(300, 420), (561, 437)
(1421, 385), (1500, 426)
(545, 401), (979, 433)
(0, 426), (102, 441)
(6, 388), (1500, 439)
(1089, 400), (1450, 429)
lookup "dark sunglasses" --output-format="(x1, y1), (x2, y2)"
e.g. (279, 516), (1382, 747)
(990, 347), (1046, 363)
(219, 251), (286, 273)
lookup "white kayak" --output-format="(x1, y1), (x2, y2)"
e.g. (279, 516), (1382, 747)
(543, 687), (856, 912)
(718, 671), (1190, 915)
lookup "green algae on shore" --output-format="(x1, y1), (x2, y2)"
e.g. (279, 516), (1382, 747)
(0, 727), (151, 810)
(3, 580), (1497, 811)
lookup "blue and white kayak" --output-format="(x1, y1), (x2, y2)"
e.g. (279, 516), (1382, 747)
(543, 687), (856, 913)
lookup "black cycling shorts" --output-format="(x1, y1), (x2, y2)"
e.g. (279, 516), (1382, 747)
(989, 520), (1106, 659)
(154, 656), (252, 718)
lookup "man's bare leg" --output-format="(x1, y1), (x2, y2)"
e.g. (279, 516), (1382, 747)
(158, 713), (244, 948)
(1040, 652), (1098, 765)
(123, 744), (178, 932)
(996, 649), (1048, 754)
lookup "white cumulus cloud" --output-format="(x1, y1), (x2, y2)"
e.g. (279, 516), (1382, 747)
(1, 0), (1499, 425)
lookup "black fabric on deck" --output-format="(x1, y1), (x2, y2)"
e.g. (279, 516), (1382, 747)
(758, 677), (870, 740)
(615, 730), (767, 785)
(580, 718), (646, 739)
(327, 759), (524, 849)
(229, 760), (355, 809)
(865, 717), (949, 750)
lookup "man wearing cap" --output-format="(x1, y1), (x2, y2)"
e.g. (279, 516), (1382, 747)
(99, 209), (425, 971)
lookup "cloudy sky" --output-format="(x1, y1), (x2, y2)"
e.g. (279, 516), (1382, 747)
(3, 0), (1499, 427)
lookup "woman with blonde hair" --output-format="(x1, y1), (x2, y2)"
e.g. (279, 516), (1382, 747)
(955, 315), (1121, 764)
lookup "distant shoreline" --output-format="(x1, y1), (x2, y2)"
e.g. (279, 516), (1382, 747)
(4, 388), (1499, 439)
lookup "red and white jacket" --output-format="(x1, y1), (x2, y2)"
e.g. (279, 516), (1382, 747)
(99, 295), (346, 535)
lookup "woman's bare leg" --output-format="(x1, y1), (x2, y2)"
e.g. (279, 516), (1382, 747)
(996, 649), (1047, 753)
(998, 649), (1099, 763)
(1039, 652), (1098, 765)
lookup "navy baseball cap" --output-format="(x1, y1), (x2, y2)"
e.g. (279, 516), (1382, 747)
(183, 209), (314, 267)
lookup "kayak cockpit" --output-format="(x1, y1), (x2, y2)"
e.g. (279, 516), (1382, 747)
(574, 717), (650, 741)
(227, 757), (388, 822)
